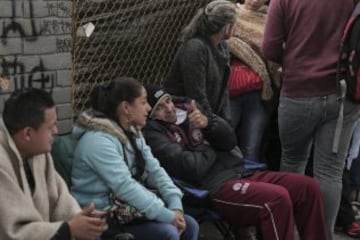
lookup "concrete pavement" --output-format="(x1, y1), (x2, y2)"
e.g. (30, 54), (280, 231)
(198, 222), (353, 240)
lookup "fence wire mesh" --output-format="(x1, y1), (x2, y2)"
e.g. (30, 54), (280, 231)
(71, 0), (213, 114)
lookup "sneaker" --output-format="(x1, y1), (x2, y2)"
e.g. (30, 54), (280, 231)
(345, 221), (360, 238)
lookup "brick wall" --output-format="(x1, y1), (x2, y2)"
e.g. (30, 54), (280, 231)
(0, 0), (73, 133)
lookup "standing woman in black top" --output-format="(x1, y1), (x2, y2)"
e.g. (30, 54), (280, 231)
(165, 0), (236, 123)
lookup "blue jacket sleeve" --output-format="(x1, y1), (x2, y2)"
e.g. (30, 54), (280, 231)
(83, 133), (176, 223)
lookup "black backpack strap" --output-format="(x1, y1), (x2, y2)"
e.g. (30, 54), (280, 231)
(333, 2), (360, 152)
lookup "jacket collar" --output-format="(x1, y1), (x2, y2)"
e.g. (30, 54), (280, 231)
(75, 110), (142, 144)
(0, 118), (25, 167)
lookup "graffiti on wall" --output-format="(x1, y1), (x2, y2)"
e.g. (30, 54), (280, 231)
(1, 0), (72, 91)
(0, 57), (55, 90)
(56, 37), (72, 53)
(1, 0), (38, 44)
(0, 57), (55, 91)
(2, 0), (72, 43)
(45, 2), (72, 17)
(40, 20), (72, 36)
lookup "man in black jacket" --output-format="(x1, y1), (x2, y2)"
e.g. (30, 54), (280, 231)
(143, 85), (327, 240)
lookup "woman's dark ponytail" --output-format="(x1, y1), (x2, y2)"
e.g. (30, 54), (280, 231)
(89, 77), (143, 122)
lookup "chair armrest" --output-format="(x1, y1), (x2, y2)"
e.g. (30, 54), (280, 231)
(171, 178), (209, 198)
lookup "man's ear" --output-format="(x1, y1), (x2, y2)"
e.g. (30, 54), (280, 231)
(21, 127), (33, 142)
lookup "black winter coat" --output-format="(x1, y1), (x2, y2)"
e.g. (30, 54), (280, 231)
(143, 113), (254, 194)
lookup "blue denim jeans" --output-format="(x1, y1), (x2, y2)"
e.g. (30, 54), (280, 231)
(230, 91), (269, 162)
(278, 94), (360, 239)
(120, 214), (199, 240)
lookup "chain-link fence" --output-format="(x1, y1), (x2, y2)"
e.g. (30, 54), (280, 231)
(71, 0), (213, 114)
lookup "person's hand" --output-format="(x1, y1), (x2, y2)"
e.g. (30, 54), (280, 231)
(203, 140), (210, 145)
(68, 203), (108, 240)
(172, 210), (186, 235)
(188, 100), (208, 129)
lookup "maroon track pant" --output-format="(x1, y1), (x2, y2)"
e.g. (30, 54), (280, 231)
(211, 171), (326, 240)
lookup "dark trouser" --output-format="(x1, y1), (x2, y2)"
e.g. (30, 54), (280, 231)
(336, 169), (356, 228)
(211, 171), (326, 240)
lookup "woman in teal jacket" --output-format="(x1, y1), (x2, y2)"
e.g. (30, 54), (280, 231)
(71, 77), (198, 240)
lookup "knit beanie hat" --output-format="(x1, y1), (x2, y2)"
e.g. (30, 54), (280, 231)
(145, 84), (171, 118)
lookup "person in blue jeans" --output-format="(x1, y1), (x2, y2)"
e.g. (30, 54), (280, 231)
(227, 0), (281, 162)
(262, 0), (360, 238)
(229, 91), (271, 162)
(71, 77), (198, 240)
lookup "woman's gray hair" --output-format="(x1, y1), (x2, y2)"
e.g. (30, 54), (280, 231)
(180, 0), (236, 42)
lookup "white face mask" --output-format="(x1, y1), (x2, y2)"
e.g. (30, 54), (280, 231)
(175, 108), (188, 125)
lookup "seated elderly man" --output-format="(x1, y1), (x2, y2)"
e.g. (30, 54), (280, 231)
(143, 85), (327, 240)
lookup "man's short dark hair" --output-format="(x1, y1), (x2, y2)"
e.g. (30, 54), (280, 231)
(3, 88), (55, 135)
